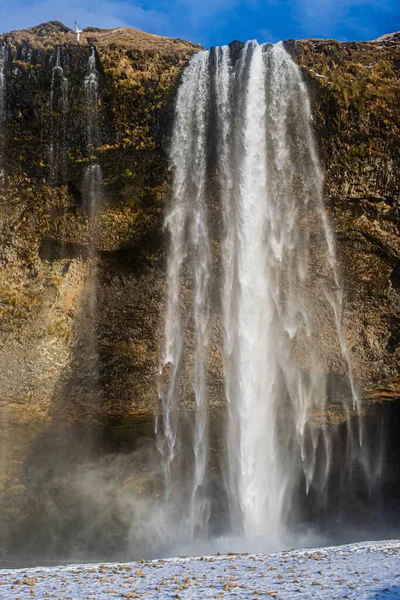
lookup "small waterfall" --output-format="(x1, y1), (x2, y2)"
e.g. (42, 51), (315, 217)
(82, 163), (102, 228)
(0, 43), (6, 129)
(49, 46), (68, 184)
(81, 47), (102, 397)
(160, 41), (365, 548)
(83, 47), (102, 226)
(84, 47), (100, 157)
(0, 42), (6, 184)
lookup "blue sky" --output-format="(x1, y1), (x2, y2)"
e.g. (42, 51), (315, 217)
(1, 0), (399, 47)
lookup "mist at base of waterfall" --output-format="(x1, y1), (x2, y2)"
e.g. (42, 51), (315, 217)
(0, 396), (398, 569)
(2, 477), (399, 570)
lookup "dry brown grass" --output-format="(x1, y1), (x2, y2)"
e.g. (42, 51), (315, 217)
(1, 20), (202, 56)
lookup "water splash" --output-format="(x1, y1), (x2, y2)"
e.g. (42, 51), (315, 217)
(49, 46), (69, 184)
(160, 41), (365, 546)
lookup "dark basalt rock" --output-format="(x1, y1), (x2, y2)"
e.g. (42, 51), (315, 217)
(228, 39), (245, 64)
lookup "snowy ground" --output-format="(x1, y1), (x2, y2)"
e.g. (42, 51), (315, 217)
(0, 539), (398, 599)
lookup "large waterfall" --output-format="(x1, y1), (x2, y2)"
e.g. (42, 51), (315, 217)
(159, 41), (364, 549)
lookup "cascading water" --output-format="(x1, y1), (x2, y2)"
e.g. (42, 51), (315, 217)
(85, 49), (99, 149)
(0, 42), (6, 171)
(0, 42), (5, 193)
(158, 50), (212, 539)
(49, 46), (69, 184)
(82, 47), (102, 234)
(159, 41), (366, 549)
(0, 43), (5, 128)
(80, 46), (103, 396)
(83, 47), (102, 227)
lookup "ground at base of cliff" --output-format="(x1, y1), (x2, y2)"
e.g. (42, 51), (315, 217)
(0, 540), (399, 599)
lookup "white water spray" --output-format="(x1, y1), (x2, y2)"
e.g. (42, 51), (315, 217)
(160, 41), (364, 547)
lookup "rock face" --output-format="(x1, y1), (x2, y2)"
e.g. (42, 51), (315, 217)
(0, 22), (398, 561)
(0, 21), (201, 561)
(291, 35), (400, 399)
(0, 22), (199, 417)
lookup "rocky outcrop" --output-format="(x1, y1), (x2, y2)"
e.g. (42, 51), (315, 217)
(0, 22), (398, 561)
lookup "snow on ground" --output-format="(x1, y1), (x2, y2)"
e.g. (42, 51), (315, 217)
(0, 539), (398, 599)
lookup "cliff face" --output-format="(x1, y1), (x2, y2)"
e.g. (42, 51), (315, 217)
(1, 24), (398, 418)
(0, 22), (200, 556)
(292, 34), (400, 400)
(0, 22), (199, 420)
(0, 22), (398, 560)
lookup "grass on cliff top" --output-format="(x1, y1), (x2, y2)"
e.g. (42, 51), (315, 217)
(1, 20), (202, 56)
(297, 37), (400, 109)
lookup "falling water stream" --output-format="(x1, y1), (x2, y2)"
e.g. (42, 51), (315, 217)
(83, 47), (103, 230)
(81, 47), (102, 394)
(159, 41), (366, 549)
(0, 43), (6, 171)
(0, 43), (5, 126)
(49, 46), (69, 184)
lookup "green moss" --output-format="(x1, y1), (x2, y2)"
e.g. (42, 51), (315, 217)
(48, 317), (71, 341)
(0, 283), (42, 325)
(12, 60), (36, 73)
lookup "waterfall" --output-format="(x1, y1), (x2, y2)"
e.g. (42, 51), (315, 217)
(158, 50), (212, 538)
(85, 47), (100, 156)
(85, 46), (99, 101)
(0, 43), (6, 185)
(78, 47), (102, 400)
(160, 41), (364, 547)
(83, 47), (102, 225)
(49, 46), (69, 184)
(0, 43), (5, 129)
(83, 163), (102, 227)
